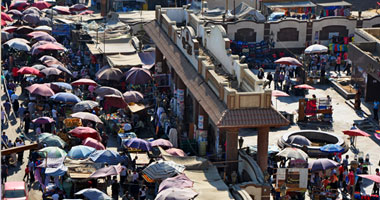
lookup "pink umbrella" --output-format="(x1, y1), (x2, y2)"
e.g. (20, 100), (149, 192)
(158, 174), (193, 193)
(275, 57), (303, 66)
(27, 31), (50, 38)
(32, 1), (51, 10)
(71, 78), (98, 86)
(69, 4), (88, 11)
(89, 164), (125, 178)
(69, 126), (102, 141)
(155, 188), (198, 200)
(26, 83), (55, 96)
(79, 10), (94, 15)
(32, 116), (55, 124)
(166, 148), (186, 157)
(71, 112), (103, 124)
(123, 91), (144, 103)
(272, 90), (289, 97)
(358, 175), (380, 183)
(1, 12), (13, 22)
(151, 139), (173, 148)
(294, 84), (315, 90)
(9, 2), (29, 11)
(53, 6), (71, 14)
(33, 34), (57, 42)
(82, 137), (105, 150)
(18, 67), (43, 76)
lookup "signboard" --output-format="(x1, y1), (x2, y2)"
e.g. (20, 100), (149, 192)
(198, 115), (204, 129)
(52, 24), (71, 37)
(276, 168), (308, 189)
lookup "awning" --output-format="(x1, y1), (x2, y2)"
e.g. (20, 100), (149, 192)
(316, 1), (352, 7)
(107, 53), (143, 68)
(98, 38), (137, 55)
(264, 1), (316, 8)
(86, 43), (100, 55)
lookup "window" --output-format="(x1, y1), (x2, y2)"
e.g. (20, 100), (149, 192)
(235, 28), (256, 42)
(277, 28), (299, 42)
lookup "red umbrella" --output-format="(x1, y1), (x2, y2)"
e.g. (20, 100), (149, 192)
(343, 129), (370, 137)
(166, 148), (186, 157)
(70, 4), (88, 11)
(9, 2), (29, 11)
(53, 6), (71, 14)
(275, 57), (303, 66)
(71, 78), (98, 86)
(79, 10), (94, 15)
(358, 175), (380, 183)
(1, 12), (13, 22)
(69, 127), (102, 141)
(26, 83), (55, 96)
(27, 31), (50, 38)
(1, 5), (6, 11)
(17, 67), (43, 76)
(32, 1), (51, 10)
(82, 137), (105, 150)
(294, 84), (315, 90)
(2, 26), (17, 33)
(272, 90), (289, 97)
(1, 19), (6, 26)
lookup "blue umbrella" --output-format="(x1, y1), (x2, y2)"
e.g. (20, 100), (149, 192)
(125, 138), (151, 151)
(89, 150), (122, 165)
(75, 188), (112, 200)
(320, 144), (344, 153)
(50, 92), (81, 103)
(51, 82), (72, 90)
(68, 145), (96, 159)
(309, 158), (339, 172)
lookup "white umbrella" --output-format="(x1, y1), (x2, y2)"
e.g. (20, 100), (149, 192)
(304, 44), (328, 54)
(35, 25), (52, 32)
(75, 188), (112, 200)
(71, 112), (103, 124)
(276, 147), (308, 160)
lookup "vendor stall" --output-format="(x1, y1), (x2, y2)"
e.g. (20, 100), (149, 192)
(298, 97), (333, 122)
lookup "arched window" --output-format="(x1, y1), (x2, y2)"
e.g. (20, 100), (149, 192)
(235, 28), (256, 42)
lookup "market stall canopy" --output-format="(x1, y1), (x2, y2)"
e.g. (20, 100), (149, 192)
(320, 144), (344, 153)
(39, 55), (57, 62)
(287, 135), (311, 146)
(96, 68), (124, 81)
(51, 82), (72, 91)
(343, 129), (370, 137)
(104, 94), (128, 108)
(358, 175), (380, 183)
(97, 38), (136, 55)
(94, 86), (123, 97)
(230, 2), (265, 22)
(106, 53), (143, 68)
(1, 12), (13, 22)
(34, 25), (52, 32)
(31, 1), (51, 10)
(316, 1), (352, 7)
(166, 148), (186, 157)
(138, 51), (155, 69)
(71, 78), (98, 86)
(32, 116), (54, 124)
(39, 134), (66, 148)
(125, 138), (152, 151)
(125, 67), (152, 85)
(71, 112), (103, 124)
(264, 1), (316, 9)
(39, 146), (67, 158)
(151, 139), (173, 148)
(274, 57), (303, 66)
(305, 44), (328, 54)
(7, 9), (22, 16)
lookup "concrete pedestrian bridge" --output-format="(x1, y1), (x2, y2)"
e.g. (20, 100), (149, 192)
(277, 130), (349, 157)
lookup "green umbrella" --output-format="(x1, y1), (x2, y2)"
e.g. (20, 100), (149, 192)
(38, 132), (54, 141)
(39, 147), (67, 158)
(40, 134), (66, 148)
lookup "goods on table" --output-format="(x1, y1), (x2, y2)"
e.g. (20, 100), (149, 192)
(64, 118), (82, 128)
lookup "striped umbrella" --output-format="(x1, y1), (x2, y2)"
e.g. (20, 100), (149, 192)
(142, 160), (185, 180)
(89, 150), (122, 165)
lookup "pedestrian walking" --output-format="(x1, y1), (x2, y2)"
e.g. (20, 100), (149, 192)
(335, 55), (341, 74)
(24, 113), (31, 135)
(266, 72), (273, 89)
(374, 100), (379, 122)
(1, 162), (8, 184)
(372, 168), (380, 195)
(13, 99), (19, 117)
(257, 68), (265, 79)
(23, 164), (30, 183)
(16, 138), (25, 163)
(111, 176), (119, 200)
(1, 132), (9, 150)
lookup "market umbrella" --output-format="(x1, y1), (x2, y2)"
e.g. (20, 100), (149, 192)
(294, 84), (315, 90)
(26, 83), (55, 96)
(4, 38), (30, 45)
(34, 25), (52, 32)
(72, 100), (99, 113)
(40, 135), (67, 148)
(18, 67), (43, 76)
(89, 164), (125, 178)
(6, 40), (30, 51)
(51, 82), (72, 91)
(71, 112), (103, 124)
(67, 145), (96, 159)
(1, 31), (11, 42)
(305, 44), (328, 54)
(89, 150), (122, 165)
(276, 147), (308, 160)
(39, 146), (67, 158)
(37, 17), (52, 26)
(31, 64), (47, 70)
(7, 9), (23, 16)
(70, 4), (88, 11)
(34, 43), (64, 51)
(79, 10), (94, 15)
(151, 139), (173, 148)
(2, 26), (17, 33)
(94, 86), (123, 97)
(50, 92), (81, 103)
(95, 65), (110, 77)
(248, 144), (280, 154)
(96, 68), (124, 81)
(27, 30), (50, 38)
(165, 148), (186, 157)
(75, 188), (112, 200)
(45, 164), (67, 177)
(42, 8), (58, 15)
(275, 57), (303, 66)
(125, 67), (152, 85)
(1, 12), (13, 21)
(32, 116), (54, 124)
(69, 126), (101, 141)
(50, 64), (72, 76)
(104, 94), (128, 109)
(155, 188), (198, 200)
(9, 2), (29, 11)
(71, 78), (98, 86)
(125, 138), (152, 151)
(22, 13), (40, 25)
(32, 1), (51, 10)
(309, 158), (339, 172)
(342, 129), (370, 137)
(15, 25), (34, 34)
(142, 160), (185, 180)
(358, 175), (380, 183)
(33, 34), (57, 42)
(320, 144), (344, 153)
(22, 7), (41, 15)
(123, 91), (144, 103)
(38, 132), (54, 141)
(82, 137), (105, 150)
(272, 90), (289, 109)
(41, 67), (62, 76)
(158, 173), (193, 193)
(287, 135), (311, 146)
(1, 5), (5, 11)
(52, 6), (71, 15)
(39, 55), (57, 62)
(1, 19), (6, 26)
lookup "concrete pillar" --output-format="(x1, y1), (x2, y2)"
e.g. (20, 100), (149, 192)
(226, 128), (239, 175)
(257, 127), (270, 172)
